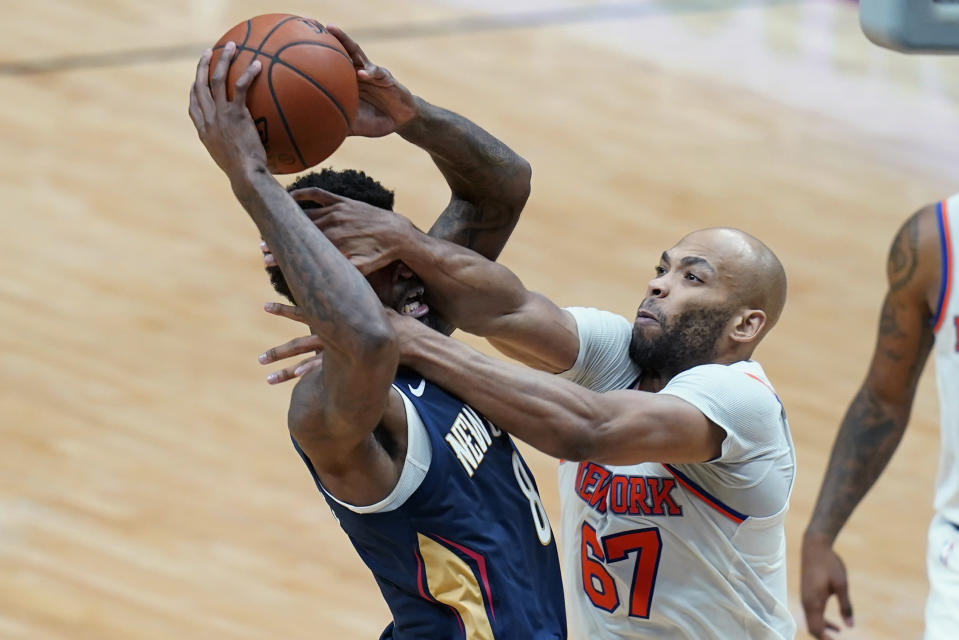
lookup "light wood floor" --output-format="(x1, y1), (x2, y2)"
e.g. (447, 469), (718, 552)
(2, 1), (957, 638)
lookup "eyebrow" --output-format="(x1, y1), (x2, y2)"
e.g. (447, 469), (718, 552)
(661, 251), (716, 274)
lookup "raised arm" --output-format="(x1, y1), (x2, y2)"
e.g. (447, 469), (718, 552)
(329, 26), (530, 258)
(400, 97), (530, 259)
(191, 45), (400, 504)
(801, 205), (941, 639)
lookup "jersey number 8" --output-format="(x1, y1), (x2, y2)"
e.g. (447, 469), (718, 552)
(512, 451), (553, 545)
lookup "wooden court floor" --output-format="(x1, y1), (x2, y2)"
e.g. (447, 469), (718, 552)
(2, 1), (957, 638)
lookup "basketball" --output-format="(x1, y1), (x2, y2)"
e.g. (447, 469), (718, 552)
(209, 14), (359, 174)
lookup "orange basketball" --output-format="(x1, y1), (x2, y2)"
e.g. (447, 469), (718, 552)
(210, 14), (359, 174)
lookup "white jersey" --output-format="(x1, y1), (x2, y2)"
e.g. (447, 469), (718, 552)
(556, 307), (796, 639)
(932, 194), (959, 525)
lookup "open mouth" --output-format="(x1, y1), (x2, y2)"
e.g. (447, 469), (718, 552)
(400, 287), (430, 318)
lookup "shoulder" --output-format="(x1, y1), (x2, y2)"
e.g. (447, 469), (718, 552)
(662, 362), (788, 462)
(887, 203), (942, 304)
(564, 306), (632, 334)
(290, 375), (408, 490)
(558, 307), (639, 391)
(667, 361), (776, 393)
(661, 362), (782, 424)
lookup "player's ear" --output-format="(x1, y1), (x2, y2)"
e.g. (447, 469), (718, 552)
(729, 309), (766, 343)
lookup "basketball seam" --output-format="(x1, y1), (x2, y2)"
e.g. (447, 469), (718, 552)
(255, 16), (309, 170)
(271, 41), (353, 125)
(256, 16), (302, 52)
(266, 62), (307, 170)
(239, 20), (252, 49)
(210, 42), (352, 88)
(211, 42), (353, 124)
(211, 17), (353, 172)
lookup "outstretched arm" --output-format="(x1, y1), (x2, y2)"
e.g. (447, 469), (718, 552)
(390, 312), (723, 465)
(190, 45), (400, 503)
(801, 205), (940, 640)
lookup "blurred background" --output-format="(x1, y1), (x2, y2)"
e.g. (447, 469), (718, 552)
(2, 1), (956, 637)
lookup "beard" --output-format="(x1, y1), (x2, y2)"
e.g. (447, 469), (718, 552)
(629, 305), (734, 375)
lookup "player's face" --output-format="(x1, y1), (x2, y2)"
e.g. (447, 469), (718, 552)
(366, 261), (431, 319)
(629, 243), (736, 372)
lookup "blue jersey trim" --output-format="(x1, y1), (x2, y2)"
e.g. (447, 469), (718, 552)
(662, 463), (749, 523)
(932, 201), (951, 331)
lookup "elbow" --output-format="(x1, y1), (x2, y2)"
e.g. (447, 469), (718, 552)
(357, 322), (398, 355)
(552, 418), (605, 462)
(287, 371), (325, 445)
(338, 317), (399, 365)
(506, 157), (532, 213)
(354, 327), (400, 374)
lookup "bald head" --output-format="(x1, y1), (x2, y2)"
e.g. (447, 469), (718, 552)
(675, 227), (787, 332)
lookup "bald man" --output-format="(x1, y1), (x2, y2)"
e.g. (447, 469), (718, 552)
(261, 213), (795, 639)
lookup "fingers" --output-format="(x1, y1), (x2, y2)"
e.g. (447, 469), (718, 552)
(356, 65), (391, 86)
(290, 187), (346, 208)
(259, 334), (324, 365)
(327, 24), (369, 67)
(835, 579), (854, 629)
(802, 590), (849, 639)
(233, 58), (262, 105)
(264, 301), (308, 323)
(303, 205), (338, 223)
(801, 586), (829, 639)
(210, 41), (236, 104)
(266, 364), (299, 385)
(260, 241), (277, 267)
(347, 254), (382, 276)
(805, 615), (827, 639)
(191, 48), (214, 118)
(188, 88), (203, 130)
(266, 354), (323, 384)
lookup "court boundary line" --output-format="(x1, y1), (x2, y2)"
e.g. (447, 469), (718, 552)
(0, 0), (804, 76)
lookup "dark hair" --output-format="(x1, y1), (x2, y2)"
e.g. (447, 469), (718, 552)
(267, 168), (395, 303)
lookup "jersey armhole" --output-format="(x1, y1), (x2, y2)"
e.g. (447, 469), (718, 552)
(323, 390), (433, 514)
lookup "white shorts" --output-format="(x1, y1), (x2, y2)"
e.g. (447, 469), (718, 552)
(924, 514), (959, 640)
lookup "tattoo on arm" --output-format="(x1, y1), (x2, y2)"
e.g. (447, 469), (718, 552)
(809, 386), (907, 539)
(812, 323), (934, 539)
(808, 205), (942, 541)
(241, 186), (383, 343)
(401, 101), (528, 259)
(809, 207), (938, 538)
(888, 214), (919, 292)
(428, 200), (516, 254)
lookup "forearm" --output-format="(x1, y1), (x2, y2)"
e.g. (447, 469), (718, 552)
(233, 168), (391, 346)
(404, 328), (603, 459)
(389, 228), (529, 334)
(398, 97), (529, 258)
(805, 385), (910, 544)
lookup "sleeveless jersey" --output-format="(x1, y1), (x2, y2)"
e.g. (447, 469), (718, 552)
(932, 195), (959, 525)
(556, 308), (796, 639)
(292, 368), (566, 640)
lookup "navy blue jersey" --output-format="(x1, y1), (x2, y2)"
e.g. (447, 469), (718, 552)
(293, 368), (566, 639)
